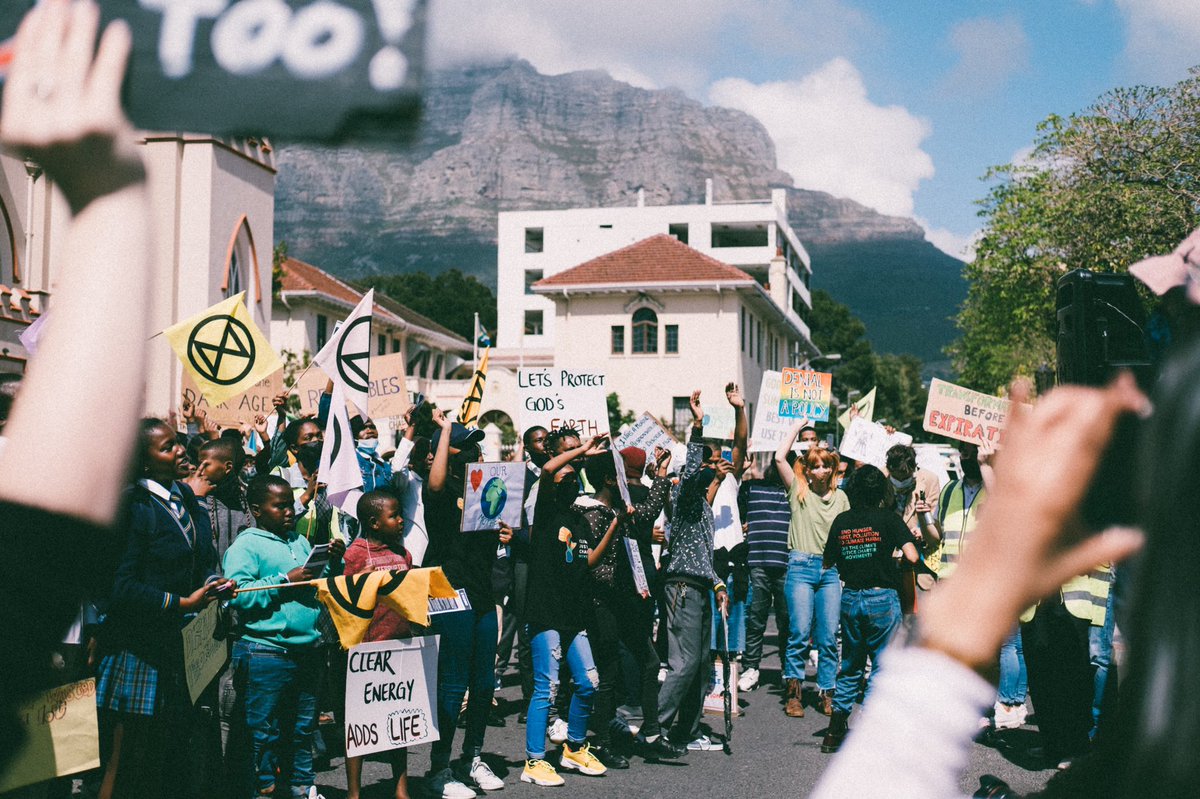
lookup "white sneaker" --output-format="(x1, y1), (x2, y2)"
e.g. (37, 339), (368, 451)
(657, 666), (667, 683)
(428, 768), (476, 799)
(303, 788), (326, 799)
(738, 667), (760, 692)
(548, 718), (569, 745)
(686, 734), (722, 751)
(468, 757), (505, 791)
(993, 702), (1025, 731)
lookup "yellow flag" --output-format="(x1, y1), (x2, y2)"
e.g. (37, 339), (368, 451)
(314, 567), (459, 649)
(163, 292), (282, 406)
(837, 387), (877, 430)
(457, 347), (489, 427)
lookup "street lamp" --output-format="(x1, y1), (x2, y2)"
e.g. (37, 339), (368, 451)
(803, 353), (841, 369)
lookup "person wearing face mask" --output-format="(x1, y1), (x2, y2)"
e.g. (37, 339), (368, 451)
(924, 441), (993, 581)
(884, 444), (941, 614)
(775, 420), (849, 718)
(351, 416), (393, 493)
(186, 437), (251, 561)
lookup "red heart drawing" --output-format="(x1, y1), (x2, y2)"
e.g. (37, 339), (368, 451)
(470, 469), (483, 492)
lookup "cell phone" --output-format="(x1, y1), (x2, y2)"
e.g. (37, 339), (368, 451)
(720, 447), (733, 463)
(303, 543), (331, 574)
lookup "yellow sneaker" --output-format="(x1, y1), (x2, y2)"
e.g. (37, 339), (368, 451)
(559, 743), (607, 776)
(521, 759), (564, 787)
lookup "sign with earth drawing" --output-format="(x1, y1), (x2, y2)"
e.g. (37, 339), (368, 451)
(460, 461), (526, 533)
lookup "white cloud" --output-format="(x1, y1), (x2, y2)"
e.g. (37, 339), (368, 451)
(1114, 0), (1200, 84)
(917, 218), (977, 262)
(709, 59), (935, 217)
(942, 16), (1031, 96)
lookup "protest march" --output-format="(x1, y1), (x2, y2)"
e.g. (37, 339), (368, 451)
(4, 4), (1200, 799)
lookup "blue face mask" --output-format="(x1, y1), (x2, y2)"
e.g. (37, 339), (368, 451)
(357, 438), (379, 453)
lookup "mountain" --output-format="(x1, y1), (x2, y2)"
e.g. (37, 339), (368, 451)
(274, 60), (966, 366)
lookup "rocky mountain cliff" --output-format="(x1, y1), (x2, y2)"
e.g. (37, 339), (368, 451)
(274, 60), (964, 365)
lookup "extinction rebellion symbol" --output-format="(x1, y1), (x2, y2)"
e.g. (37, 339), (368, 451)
(187, 315), (255, 386)
(337, 316), (372, 393)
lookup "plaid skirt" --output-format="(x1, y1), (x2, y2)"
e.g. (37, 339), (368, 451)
(96, 650), (160, 716)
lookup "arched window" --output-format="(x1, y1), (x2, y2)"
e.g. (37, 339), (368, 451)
(222, 215), (262, 304)
(632, 307), (658, 354)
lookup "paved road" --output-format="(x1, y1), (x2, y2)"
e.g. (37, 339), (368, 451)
(314, 632), (1055, 798)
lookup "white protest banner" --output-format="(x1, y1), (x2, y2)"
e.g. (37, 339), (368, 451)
(750, 371), (791, 452)
(428, 588), (472, 616)
(923, 378), (1014, 445)
(612, 447), (633, 507)
(839, 417), (890, 470)
(182, 603), (228, 704)
(614, 412), (676, 458)
(0, 679), (99, 793)
(462, 462), (526, 532)
(625, 539), (650, 599)
(518, 368), (609, 438)
(182, 368), (284, 428)
(701, 404), (736, 441)
(345, 636), (440, 758)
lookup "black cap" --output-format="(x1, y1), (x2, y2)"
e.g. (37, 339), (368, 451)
(431, 422), (485, 451)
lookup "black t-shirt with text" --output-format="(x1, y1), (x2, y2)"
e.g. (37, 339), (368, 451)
(524, 477), (593, 633)
(824, 507), (917, 592)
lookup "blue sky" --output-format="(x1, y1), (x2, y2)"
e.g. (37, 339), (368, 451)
(429, 1), (1199, 260)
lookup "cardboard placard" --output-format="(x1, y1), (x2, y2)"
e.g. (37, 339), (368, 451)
(461, 462), (526, 532)
(0, 679), (100, 793)
(923, 378), (1013, 445)
(293, 365), (332, 417)
(0, 2), (426, 141)
(839, 417), (891, 470)
(749, 371), (791, 452)
(614, 412), (677, 459)
(625, 539), (650, 599)
(344, 636), (440, 757)
(182, 603), (229, 704)
(369, 351), (411, 419)
(778, 368), (833, 421)
(518, 368), (610, 439)
(182, 368), (283, 428)
(701, 404), (736, 441)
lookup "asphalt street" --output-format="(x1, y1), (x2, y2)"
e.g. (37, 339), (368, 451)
(313, 622), (1056, 798)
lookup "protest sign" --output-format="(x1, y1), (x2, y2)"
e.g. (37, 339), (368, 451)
(462, 462), (526, 532)
(369, 352), (410, 419)
(837, 386), (876, 430)
(701, 404), (736, 441)
(428, 588), (472, 616)
(625, 539), (650, 598)
(615, 412), (676, 458)
(923, 378), (1013, 445)
(712, 475), (744, 552)
(182, 368), (283, 428)
(182, 603), (229, 704)
(778, 368), (832, 421)
(344, 636), (439, 758)
(749, 371), (791, 452)
(518, 368), (610, 438)
(839, 417), (891, 470)
(0, 679), (99, 793)
(294, 364), (332, 417)
(612, 447), (633, 507)
(0, 2), (427, 141)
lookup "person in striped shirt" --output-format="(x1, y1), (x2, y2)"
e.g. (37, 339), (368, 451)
(737, 456), (792, 693)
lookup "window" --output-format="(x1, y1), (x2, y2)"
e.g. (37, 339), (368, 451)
(392, 339), (402, 353)
(407, 342), (429, 377)
(672, 396), (693, 437)
(524, 227), (544, 253)
(378, 334), (387, 355)
(668, 223), (689, 244)
(524, 310), (544, 336)
(757, 319), (763, 363)
(632, 307), (658, 353)
(524, 269), (543, 295)
(432, 354), (444, 379)
(611, 325), (625, 354)
(226, 250), (243, 299)
(711, 223), (769, 248)
(316, 314), (328, 348)
(740, 307), (746, 352)
(665, 324), (679, 354)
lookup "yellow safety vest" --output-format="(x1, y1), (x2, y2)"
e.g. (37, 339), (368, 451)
(929, 480), (986, 579)
(1020, 565), (1112, 625)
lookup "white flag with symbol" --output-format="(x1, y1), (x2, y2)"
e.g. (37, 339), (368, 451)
(313, 289), (374, 416)
(318, 381), (364, 511)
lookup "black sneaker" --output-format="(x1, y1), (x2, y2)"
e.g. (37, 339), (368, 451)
(637, 734), (687, 761)
(592, 745), (629, 769)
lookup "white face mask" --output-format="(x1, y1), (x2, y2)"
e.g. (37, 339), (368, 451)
(357, 437), (379, 453)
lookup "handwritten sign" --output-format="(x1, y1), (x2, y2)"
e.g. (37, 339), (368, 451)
(182, 603), (229, 704)
(838, 418), (910, 470)
(294, 365), (331, 417)
(923, 378), (1013, 445)
(749, 371), (792, 452)
(183, 368), (283, 428)
(1, 1), (428, 141)
(518, 369), (610, 439)
(461, 462), (526, 532)
(701, 404), (736, 441)
(0, 679), (99, 793)
(614, 412), (676, 459)
(344, 636), (439, 757)
(779, 368), (832, 421)
(625, 539), (650, 598)
(369, 352), (410, 419)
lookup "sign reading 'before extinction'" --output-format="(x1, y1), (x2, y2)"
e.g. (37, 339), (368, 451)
(778, 368), (832, 422)
(922, 378), (1013, 445)
(518, 369), (610, 439)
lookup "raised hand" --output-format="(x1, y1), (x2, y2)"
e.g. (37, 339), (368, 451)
(725, 382), (745, 408)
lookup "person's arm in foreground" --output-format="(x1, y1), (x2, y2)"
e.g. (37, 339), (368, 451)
(812, 375), (1146, 799)
(0, 0), (148, 524)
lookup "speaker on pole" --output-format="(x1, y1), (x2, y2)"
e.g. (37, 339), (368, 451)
(1055, 269), (1152, 387)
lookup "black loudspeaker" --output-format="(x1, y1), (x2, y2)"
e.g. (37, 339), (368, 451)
(1056, 269), (1152, 387)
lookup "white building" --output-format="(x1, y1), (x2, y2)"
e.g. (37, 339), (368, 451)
(496, 182), (814, 364)
(533, 234), (817, 435)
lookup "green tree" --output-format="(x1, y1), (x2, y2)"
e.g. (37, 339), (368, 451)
(607, 392), (636, 435)
(951, 68), (1200, 390)
(361, 269), (498, 341)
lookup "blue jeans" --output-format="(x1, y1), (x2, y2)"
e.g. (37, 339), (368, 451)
(430, 608), (498, 771)
(784, 551), (841, 686)
(998, 628), (1028, 706)
(711, 571), (746, 653)
(832, 588), (901, 715)
(232, 639), (322, 798)
(1088, 589), (1116, 736)
(526, 629), (597, 759)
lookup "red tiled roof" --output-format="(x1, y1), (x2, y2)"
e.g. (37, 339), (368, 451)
(534, 234), (754, 288)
